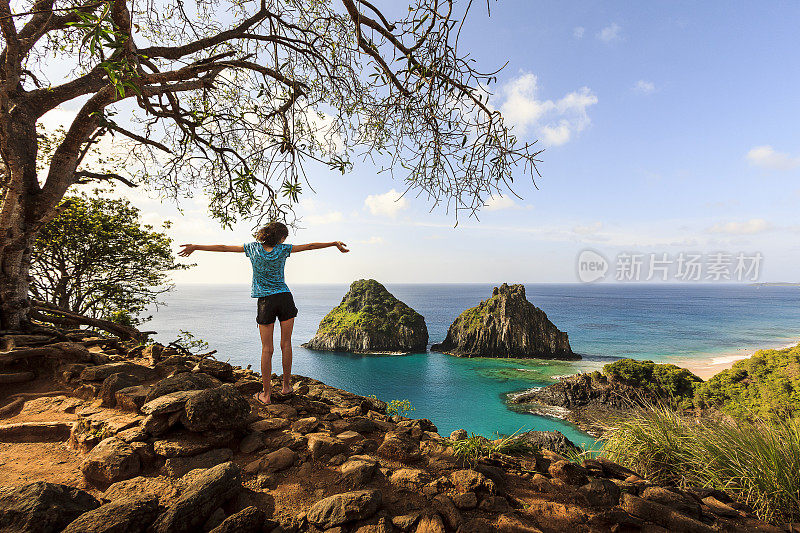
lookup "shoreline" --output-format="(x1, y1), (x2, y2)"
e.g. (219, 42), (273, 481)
(669, 338), (799, 380)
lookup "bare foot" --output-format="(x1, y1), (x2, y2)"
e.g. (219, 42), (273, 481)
(253, 391), (271, 405)
(281, 386), (292, 395)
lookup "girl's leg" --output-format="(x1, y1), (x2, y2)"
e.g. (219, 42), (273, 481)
(278, 317), (295, 394)
(257, 323), (275, 403)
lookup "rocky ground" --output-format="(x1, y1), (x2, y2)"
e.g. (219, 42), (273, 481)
(0, 329), (785, 532)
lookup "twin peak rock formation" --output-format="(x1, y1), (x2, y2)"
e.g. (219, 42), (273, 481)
(304, 280), (577, 360)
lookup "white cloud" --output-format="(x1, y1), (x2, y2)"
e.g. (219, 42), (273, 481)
(708, 218), (771, 235)
(305, 211), (344, 225)
(746, 145), (800, 171)
(499, 72), (598, 146)
(573, 221), (603, 235)
(573, 26), (585, 39)
(633, 80), (656, 94)
(597, 23), (622, 43)
(364, 189), (409, 218)
(484, 196), (518, 211)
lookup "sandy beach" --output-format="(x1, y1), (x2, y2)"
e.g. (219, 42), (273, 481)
(673, 340), (799, 380)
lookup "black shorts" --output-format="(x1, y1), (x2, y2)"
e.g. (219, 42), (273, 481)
(256, 292), (298, 324)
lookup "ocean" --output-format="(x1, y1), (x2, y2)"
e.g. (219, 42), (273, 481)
(146, 283), (800, 448)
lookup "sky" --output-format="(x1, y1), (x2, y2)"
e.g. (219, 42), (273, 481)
(40, 1), (800, 284)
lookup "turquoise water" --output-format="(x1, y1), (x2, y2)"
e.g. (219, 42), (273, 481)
(147, 284), (800, 448)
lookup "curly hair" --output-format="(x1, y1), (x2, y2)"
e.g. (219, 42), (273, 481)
(254, 222), (289, 246)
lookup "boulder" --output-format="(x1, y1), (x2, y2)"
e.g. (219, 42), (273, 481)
(431, 283), (576, 359)
(208, 506), (264, 533)
(142, 412), (181, 436)
(239, 431), (266, 454)
(80, 363), (156, 382)
(149, 462), (242, 533)
(144, 372), (220, 403)
(548, 460), (589, 486)
(250, 418), (289, 432)
(307, 433), (348, 459)
(181, 385), (251, 432)
(390, 469), (430, 490)
(163, 448), (234, 478)
(61, 493), (159, 532)
(291, 416), (320, 434)
(450, 429), (468, 440)
(0, 482), (100, 533)
(303, 279), (428, 353)
(413, 514), (446, 533)
(99, 373), (140, 407)
(620, 493), (715, 533)
(153, 430), (232, 458)
(259, 446), (297, 472)
(80, 437), (141, 484)
(196, 359), (234, 381)
(306, 489), (382, 529)
(340, 457), (378, 486)
(514, 430), (580, 456)
(451, 492), (478, 510)
(449, 470), (495, 494)
(115, 385), (152, 411)
(140, 390), (203, 416)
(578, 478), (620, 507)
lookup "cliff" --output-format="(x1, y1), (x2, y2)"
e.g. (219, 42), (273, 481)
(302, 279), (428, 354)
(431, 283), (577, 360)
(0, 328), (776, 533)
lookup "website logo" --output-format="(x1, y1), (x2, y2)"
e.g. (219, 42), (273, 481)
(577, 249), (609, 283)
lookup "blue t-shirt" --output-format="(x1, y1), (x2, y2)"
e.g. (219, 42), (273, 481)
(243, 242), (292, 297)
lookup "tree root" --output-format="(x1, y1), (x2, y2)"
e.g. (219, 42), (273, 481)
(30, 301), (148, 341)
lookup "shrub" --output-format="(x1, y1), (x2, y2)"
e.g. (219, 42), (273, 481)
(386, 399), (415, 418)
(603, 359), (702, 408)
(601, 402), (800, 524)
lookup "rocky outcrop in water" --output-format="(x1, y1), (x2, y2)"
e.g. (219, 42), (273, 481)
(431, 283), (577, 359)
(302, 279), (428, 353)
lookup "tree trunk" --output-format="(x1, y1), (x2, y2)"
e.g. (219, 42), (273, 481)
(0, 228), (34, 330)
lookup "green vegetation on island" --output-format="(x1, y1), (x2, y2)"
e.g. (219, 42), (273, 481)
(600, 359), (703, 409)
(303, 279), (428, 353)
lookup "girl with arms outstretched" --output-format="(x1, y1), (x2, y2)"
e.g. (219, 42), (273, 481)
(178, 222), (349, 404)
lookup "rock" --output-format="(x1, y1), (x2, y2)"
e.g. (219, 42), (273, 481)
(142, 343), (163, 364)
(390, 468), (430, 489)
(642, 486), (701, 518)
(291, 416), (320, 434)
(142, 412), (180, 436)
(449, 469), (495, 494)
(303, 279), (428, 353)
(341, 457), (378, 486)
(478, 495), (512, 514)
(181, 384), (251, 431)
(163, 448), (234, 478)
(0, 482), (100, 533)
(306, 489), (382, 529)
(451, 491), (478, 510)
(80, 362), (156, 382)
(449, 429), (468, 440)
(144, 372), (220, 403)
(332, 416), (379, 434)
(307, 433), (348, 459)
(99, 373), (140, 407)
(391, 513), (420, 531)
(61, 493), (159, 532)
(338, 430), (365, 444)
(548, 460), (589, 486)
(579, 478), (620, 506)
(413, 514), (445, 533)
(239, 431), (265, 454)
(149, 462), (242, 533)
(431, 283), (576, 359)
(103, 477), (173, 503)
(116, 426), (149, 443)
(153, 430), (232, 458)
(377, 432), (420, 462)
(620, 493), (715, 533)
(115, 385), (152, 411)
(259, 446), (298, 472)
(80, 437), (141, 484)
(352, 517), (393, 533)
(432, 495), (462, 531)
(514, 430), (580, 456)
(140, 390), (202, 416)
(202, 508), (226, 531)
(263, 403), (298, 419)
(702, 496), (739, 518)
(196, 358), (234, 381)
(208, 506), (264, 533)
(250, 417), (290, 432)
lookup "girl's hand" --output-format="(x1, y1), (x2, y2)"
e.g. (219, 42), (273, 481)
(178, 244), (196, 257)
(335, 241), (350, 253)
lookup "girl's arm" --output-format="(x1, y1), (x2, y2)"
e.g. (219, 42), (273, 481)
(292, 241), (349, 253)
(178, 244), (244, 256)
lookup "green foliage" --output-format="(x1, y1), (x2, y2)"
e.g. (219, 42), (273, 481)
(450, 432), (533, 467)
(171, 330), (210, 353)
(316, 279), (425, 340)
(106, 309), (136, 328)
(602, 402), (800, 524)
(30, 194), (189, 323)
(386, 399), (415, 418)
(603, 359), (702, 409)
(697, 344), (800, 420)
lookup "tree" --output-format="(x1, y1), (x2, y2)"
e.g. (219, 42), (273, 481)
(0, 0), (543, 329)
(29, 193), (187, 323)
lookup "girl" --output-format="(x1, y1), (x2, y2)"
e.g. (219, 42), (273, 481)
(178, 222), (349, 404)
